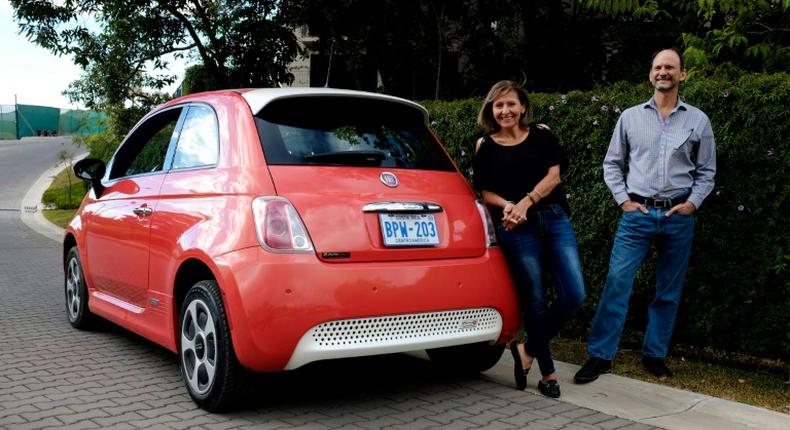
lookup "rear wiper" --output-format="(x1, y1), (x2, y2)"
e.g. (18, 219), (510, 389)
(304, 151), (386, 167)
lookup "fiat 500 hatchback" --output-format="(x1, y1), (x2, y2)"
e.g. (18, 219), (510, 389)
(65, 88), (519, 411)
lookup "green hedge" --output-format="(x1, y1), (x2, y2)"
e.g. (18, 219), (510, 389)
(423, 73), (790, 361)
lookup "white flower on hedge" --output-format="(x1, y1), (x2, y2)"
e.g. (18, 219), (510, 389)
(591, 95), (599, 102)
(592, 119), (599, 126)
(549, 105), (555, 111)
(737, 205), (744, 211)
(460, 150), (465, 156)
(601, 105), (609, 112)
(586, 144), (592, 149)
(561, 95), (568, 104)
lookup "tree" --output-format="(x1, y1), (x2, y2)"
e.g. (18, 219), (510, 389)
(56, 147), (75, 209)
(11, 0), (300, 111)
(280, 0), (695, 98)
(579, 0), (790, 74)
(281, 0), (522, 99)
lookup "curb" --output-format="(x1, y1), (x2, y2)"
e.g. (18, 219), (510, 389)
(484, 352), (788, 429)
(20, 152), (88, 243)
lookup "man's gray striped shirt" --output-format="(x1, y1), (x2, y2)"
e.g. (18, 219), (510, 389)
(603, 97), (716, 209)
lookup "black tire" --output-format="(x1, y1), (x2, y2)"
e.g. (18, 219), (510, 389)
(65, 247), (94, 329)
(427, 342), (505, 374)
(179, 280), (245, 411)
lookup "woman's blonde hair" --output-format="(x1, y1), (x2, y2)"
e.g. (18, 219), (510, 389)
(477, 80), (532, 133)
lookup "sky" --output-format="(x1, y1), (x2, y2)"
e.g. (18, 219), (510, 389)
(0, 0), (185, 111)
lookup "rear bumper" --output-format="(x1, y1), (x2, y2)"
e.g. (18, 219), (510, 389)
(213, 247), (519, 372)
(285, 307), (502, 369)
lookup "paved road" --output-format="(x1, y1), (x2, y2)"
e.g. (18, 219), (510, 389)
(0, 138), (657, 429)
(0, 137), (83, 210)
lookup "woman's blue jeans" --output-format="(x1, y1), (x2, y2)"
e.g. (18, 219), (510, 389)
(587, 208), (695, 360)
(497, 204), (585, 376)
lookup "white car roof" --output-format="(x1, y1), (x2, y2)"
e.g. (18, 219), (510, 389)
(240, 87), (429, 125)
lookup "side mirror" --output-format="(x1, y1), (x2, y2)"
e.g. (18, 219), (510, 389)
(73, 158), (106, 198)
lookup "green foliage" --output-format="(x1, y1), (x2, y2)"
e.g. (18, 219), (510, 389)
(11, 0), (299, 110)
(42, 182), (89, 210)
(42, 209), (79, 229)
(580, 0), (790, 74)
(284, 0), (669, 97)
(424, 73), (790, 360)
(181, 64), (218, 96)
(41, 148), (90, 212)
(69, 103), (144, 163)
(81, 128), (124, 164)
(420, 99), (482, 176)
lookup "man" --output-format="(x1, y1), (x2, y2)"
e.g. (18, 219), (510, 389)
(575, 48), (716, 383)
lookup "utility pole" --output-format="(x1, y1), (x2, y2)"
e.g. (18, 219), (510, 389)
(14, 94), (19, 140)
(324, 43), (334, 88)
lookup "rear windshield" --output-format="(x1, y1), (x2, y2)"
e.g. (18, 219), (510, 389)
(255, 96), (455, 171)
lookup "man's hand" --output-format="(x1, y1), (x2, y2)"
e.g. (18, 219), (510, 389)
(666, 201), (696, 217)
(621, 200), (648, 214)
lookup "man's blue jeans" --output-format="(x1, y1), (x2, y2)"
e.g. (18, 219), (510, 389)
(497, 205), (585, 376)
(587, 208), (696, 360)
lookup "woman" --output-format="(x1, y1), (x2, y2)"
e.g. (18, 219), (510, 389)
(472, 80), (585, 398)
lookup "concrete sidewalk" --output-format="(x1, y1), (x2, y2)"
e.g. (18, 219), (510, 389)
(22, 158), (789, 430)
(484, 351), (788, 430)
(20, 151), (88, 243)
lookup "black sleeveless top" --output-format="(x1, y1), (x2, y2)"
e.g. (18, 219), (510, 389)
(472, 125), (570, 223)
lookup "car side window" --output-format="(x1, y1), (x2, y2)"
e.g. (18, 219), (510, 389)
(109, 107), (183, 179)
(171, 105), (219, 170)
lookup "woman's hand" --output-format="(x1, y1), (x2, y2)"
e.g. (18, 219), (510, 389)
(502, 199), (530, 230)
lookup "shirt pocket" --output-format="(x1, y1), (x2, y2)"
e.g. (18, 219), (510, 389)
(669, 129), (694, 150)
(669, 129), (697, 160)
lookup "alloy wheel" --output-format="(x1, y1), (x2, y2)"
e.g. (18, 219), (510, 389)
(65, 256), (82, 322)
(181, 298), (217, 395)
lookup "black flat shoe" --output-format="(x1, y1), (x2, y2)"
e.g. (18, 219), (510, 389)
(509, 342), (529, 390)
(573, 357), (612, 384)
(537, 379), (561, 398)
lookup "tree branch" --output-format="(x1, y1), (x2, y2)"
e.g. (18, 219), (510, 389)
(155, 1), (222, 75)
(189, 0), (221, 50)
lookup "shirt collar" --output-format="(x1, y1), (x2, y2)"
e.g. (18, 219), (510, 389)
(644, 96), (687, 113)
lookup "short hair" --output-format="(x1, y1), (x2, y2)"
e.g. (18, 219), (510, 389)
(477, 80), (532, 133)
(651, 47), (685, 70)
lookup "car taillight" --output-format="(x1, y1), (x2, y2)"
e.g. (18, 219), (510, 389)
(252, 197), (314, 252)
(475, 200), (498, 247)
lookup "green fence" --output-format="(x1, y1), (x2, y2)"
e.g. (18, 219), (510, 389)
(0, 104), (107, 139)
(17, 104), (60, 137)
(60, 109), (108, 136)
(0, 105), (16, 140)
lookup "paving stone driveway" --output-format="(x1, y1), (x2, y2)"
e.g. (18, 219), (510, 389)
(0, 143), (658, 430)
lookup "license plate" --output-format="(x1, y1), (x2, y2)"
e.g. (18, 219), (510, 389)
(379, 213), (439, 247)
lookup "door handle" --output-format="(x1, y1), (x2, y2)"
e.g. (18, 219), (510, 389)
(133, 207), (153, 217)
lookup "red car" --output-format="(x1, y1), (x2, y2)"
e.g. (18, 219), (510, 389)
(65, 88), (518, 410)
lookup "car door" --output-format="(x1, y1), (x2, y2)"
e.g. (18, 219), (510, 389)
(149, 104), (222, 302)
(83, 106), (185, 310)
